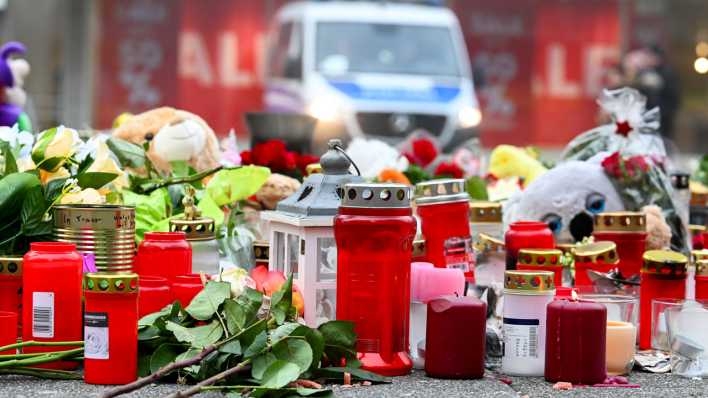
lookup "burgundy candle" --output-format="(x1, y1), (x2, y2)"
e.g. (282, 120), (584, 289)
(545, 296), (607, 385)
(425, 295), (486, 379)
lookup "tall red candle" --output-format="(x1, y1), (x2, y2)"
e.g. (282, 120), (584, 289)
(84, 273), (138, 385)
(573, 241), (619, 288)
(0, 256), (22, 336)
(639, 250), (687, 350)
(505, 221), (554, 270)
(696, 259), (708, 301)
(425, 295), (486, 379)
(593, 212), (646, 278)
(545, 297), (607, 385)
(516, 249), (564, 287)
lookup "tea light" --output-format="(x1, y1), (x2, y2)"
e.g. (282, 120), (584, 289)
(606, 321), (637, 375)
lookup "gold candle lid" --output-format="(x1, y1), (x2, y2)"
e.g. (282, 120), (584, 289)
(412, 238), (427, 258)
(474, 233), (505, 252)
(469, 202), (502, 223)
(573, 241), (619, 264)
(504, 270), (555, 295)
(555, 243), (577, 255)
(253, 240), (269, 261)
(518, 249), (563, 267)
(642, 250), (688, 277)
(697, 259), (708, 276)
(0, 256), (22, 276)
(691, 250), (708, 264)
(84, 272), (138, 293)
(594, 211), (646, 233)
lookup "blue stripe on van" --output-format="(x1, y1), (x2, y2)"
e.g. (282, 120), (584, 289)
(328, 81), (460, 103)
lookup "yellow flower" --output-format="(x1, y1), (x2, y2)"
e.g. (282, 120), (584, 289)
(32, 126), (78, 171)
(60, 188), (105, 205)
(87, 141), (128, 190)
(40, 167), (70, 185)
(16, 157), (36, 172)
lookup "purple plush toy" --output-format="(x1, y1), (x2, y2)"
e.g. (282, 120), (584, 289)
(0, 41), (31, 131)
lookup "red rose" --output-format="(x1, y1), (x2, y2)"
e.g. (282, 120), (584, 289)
(410, 138), (438, 167)
(601, 152), (624, 179)
(434, 161), (464, 179)
(240, 150), (252, 165)
(626, 155), (650, 174)
(297, 154), (320, 174)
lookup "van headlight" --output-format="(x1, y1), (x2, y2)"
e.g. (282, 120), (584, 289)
(307, 97), (340, 122)
(457, 106), (482, 128)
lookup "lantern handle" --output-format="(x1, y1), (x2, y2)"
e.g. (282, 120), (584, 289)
(332, 143), (361, 177)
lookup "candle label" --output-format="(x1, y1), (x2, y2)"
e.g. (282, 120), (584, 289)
(444, 236), (473, 272)
(503, 317), (539, 359)
(84, 312), (109, 360)
(32, 292), (54, 338)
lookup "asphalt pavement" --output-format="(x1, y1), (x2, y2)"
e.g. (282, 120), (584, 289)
(0, 370), (706, 398)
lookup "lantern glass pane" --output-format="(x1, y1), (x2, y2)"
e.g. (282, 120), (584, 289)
(316, 237), (337, 281)
(315, 288), (337, 326)
(287, 233), (299, 278)
(274, 231), (285, 272)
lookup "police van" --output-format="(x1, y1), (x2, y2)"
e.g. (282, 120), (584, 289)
(264, 1), (481, 152)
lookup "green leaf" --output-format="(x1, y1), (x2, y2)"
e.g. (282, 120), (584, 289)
(149, 343), (184, 374)
(122, 188), (172, 241)
(235, 288), (264, 327)
(197, 190), (225, 226)
(291, 326), (325, 371)
(206, 166), (270, 207)
(252, 352), (278, 380)
(219, 340), (241, 355)
(243, 330), (268, 358)
(270, 275), (293, 325)
(166, 320), (223, 348)
(76, 171), (118, 190)
(260, 360), (301, 389)
(315, 367), (390, 384)
(223, 299), (246, 334)
(137, 326), (161, 341)
(76, 154), (94, 175)
(270, 323), (301, 342)
(174, 347), (202, 374)
(465, 176), (489, 201)
(170, 161), (190, 177)
(44, 177), (67, 203)
(318, 321), (356, 348)
(106, 137), (146, 168)
(138, 306), (172, 328)
(185, 281), (231, 321)
(0, 141), (17, 176)
(296, 387), (334, 397)
(21, 185), (51, 237)
(272, 339), (313, 373)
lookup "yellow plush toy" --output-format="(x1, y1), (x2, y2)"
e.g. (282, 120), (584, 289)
(112, 107), (221, 174)
(488, 145), (548, 188)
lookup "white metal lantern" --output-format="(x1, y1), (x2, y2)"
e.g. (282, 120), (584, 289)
(260, 139), (362, 326)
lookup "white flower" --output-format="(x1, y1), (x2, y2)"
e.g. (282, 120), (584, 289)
(32, 126), (81, 171)
(60, 188), (105, 205)
(214, 267), (255, 298)
(0, 124), (33, 158)
(87, 139), (128, 190)
(345, 138), (409, 180)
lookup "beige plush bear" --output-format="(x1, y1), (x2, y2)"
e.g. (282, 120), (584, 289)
(255, 173), (301, 210)
(112, 107), (221, 174)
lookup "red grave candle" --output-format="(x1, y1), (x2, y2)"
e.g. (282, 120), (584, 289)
(415, 179), (472, 276)
(0, 311), (17, 355)
(505, 221), (554, 271)
(425, 295), (486, 379)
(138, 275), (172, 318)
(516, 249), (564, 287)
(545, 296), (607, 385)
(639, 250), (687, 350)
(171, 274), (205, 307)
(335, 183), (417, 376)
(593, 212), (646, 278)
(136, 232), (192, 281)
(22, 242), (83, 370)
(84, 273), (138, 385)
(696, 260), (708, 301)
(0, 256), (22, 336)
(573, 241), (619, 288)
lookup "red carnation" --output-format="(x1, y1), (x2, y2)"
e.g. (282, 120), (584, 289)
(296, 154), (320, 174)
(410, 138), (438, 167)
(434, 161), (464, 179)
(601, 152), (623, 179)
(240, 150), (252, 165)
(626, 155), (650, 174)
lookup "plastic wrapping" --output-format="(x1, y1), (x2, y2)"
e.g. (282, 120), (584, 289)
(561, 88), (688, 252)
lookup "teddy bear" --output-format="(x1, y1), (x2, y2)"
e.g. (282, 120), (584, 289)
(112, 107), (221, 174)
(0, 42), (31, 131)
(255, 173), (301, 210)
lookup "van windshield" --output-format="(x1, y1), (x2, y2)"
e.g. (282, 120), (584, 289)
(315, 22), (460, 77)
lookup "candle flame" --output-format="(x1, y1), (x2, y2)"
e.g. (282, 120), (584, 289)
(571, 289), (579, 301)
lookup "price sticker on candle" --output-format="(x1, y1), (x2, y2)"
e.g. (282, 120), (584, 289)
(503, 317), (540, 359)
(444, 236), (473, 272)
(84, 312), (109, 360)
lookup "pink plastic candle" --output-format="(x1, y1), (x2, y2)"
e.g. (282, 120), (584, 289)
(410, 262), (465, 303)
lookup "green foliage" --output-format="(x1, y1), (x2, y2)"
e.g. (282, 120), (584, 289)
(403, 164), (431, 185)
(137, 275), (387, 397)
(206, 166), (271, 207)
(465, 176), (489, 201)
(694, 154), (708, 187)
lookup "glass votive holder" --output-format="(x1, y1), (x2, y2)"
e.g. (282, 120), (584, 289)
(652, 298), (684, 351)
(0, 311), (18, 355)
(581, 294), (638, 375)
(665, 300), (708, 377)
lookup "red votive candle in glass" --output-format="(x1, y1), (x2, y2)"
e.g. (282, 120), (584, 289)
(415, 179), (472, 277)
(517, 249), (564, 287)
(336, 183), (417, 376)
(171, 274), (205, 307)
(138, 275), (172, 318)
(0, 256), (22, 336)
(696, 259), (708, 301)
(639, 250), (687, 350)
(136, 232), (192, 281)
(0, 311), (17, 355)
(689, 225), (705, 250)
(425, 295), (486, 379)
(573, 241), (619, 287)
(84, 273), (138, 385)
(545, 296), (607, 385)
(593, 212), (646, 278)
(22, 242), (83, 370)
(505, 221), (554, 271)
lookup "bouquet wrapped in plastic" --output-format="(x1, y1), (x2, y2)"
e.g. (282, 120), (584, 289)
(562, 87), (688, 251)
